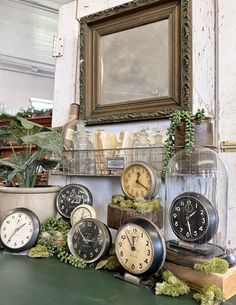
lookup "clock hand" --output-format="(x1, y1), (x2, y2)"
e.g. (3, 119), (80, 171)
(186, 218), (192, 238)
(125, 231), (135, 251)
(189, 211), (197, 218)
(136, 180), (149, 190)
(6, 223), (26, 243)
(77, 228), (88, 244)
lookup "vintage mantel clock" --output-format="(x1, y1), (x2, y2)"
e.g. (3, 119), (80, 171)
(0, 208), (40, 253)
(121, 161), (161, 200)
(164, 147), (230, 265)
(115, 218), (166, 278)
(56, 184), (93, 219)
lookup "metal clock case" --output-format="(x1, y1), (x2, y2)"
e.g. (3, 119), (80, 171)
(70, 204), (96, 226)
(67, 218), (111, 263)
(169, 192), (219, 244)
(164, 147), (229, 261)
(0, 207), (40, 252)
(56, 184), (93, 219)
(115, 217), (166, 277)
(121, 161), (161, 200)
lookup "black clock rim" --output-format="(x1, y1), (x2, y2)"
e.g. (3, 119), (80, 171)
(56, 184), (93, 219)
(121, 161), (158, 200)
(169, 192), (219, 244)
(116, 217), (166, 277)
(0, 207), (40, 253)
(67, 218), (111, 263)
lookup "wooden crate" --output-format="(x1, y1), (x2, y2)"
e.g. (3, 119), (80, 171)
(107, 203), (163, 230)
(164, 261), (236, 300)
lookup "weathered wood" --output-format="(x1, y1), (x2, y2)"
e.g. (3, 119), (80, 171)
(107, 203), (163, 230)
(164, 261), (236, 300)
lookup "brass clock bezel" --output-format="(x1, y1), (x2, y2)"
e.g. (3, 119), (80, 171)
(121, 161), (161, 200)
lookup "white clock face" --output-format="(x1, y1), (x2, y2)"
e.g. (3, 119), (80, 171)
(0, 211), (34, 250)
(70, 204), (96, 226)
(115, 223), (154, 274)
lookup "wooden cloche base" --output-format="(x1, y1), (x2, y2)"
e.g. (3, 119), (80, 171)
(164, 261), (236, 300)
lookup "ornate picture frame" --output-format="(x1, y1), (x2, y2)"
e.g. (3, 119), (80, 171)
(79, 0), (192, 125)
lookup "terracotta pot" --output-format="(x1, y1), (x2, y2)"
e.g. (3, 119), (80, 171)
(174, 117), (214, 149)
(0, 185), (61, 223)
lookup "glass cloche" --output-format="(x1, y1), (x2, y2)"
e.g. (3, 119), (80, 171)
(164, 147), (229, 265)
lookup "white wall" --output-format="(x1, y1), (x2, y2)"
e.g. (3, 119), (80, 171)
(0, 70), (54, 114)
(0, 0), (58, 114)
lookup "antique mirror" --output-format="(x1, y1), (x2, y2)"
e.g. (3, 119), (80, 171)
(79, 0), (191, 125)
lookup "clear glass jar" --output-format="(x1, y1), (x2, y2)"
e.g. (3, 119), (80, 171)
(73, 130), (96, 175)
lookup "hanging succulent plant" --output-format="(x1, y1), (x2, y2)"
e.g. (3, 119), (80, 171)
(161, 109), (206, 177)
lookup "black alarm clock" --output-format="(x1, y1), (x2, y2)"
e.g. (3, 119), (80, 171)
(115, 217), (166, 276)
(169, 192), (219, 244)
(67, 218), (111, 263)
(56, 184), (93, 219)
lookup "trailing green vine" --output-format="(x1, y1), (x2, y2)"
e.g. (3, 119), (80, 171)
(161, 109), (205, 177)
(30, 217), (87, 269)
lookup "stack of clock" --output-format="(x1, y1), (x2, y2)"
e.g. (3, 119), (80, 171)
(56, 183), (112, 263)
(114, 161), (166, 278)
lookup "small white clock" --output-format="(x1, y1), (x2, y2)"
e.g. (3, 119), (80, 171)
(70, 204), (96, 226)
(0, 207), (40, 252)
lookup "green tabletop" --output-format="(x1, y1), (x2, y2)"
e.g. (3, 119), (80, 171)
(0, 252), (235, 305)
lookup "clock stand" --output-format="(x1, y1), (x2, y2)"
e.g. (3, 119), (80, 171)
(114, 271), (161, 291)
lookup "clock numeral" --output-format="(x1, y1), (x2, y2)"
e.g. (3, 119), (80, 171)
(14, 242), (17, 246)
(133, 228), (137, 233)
(147, 249), (151, 256)
(3, 234), (6, 238)
(200, 210), (204, 215)
(199, 226), (203, 231)
(83, 254), (87, 259)
(174, 221), (178, 227)
(141, 233), (144, 238)
(21, 240), (24, 244)
(175, 207), (180, 212)
(120, 251), (124, 257)
(202, 218), (205, 224)
(95, 248), (99, 253)
(26, 236), (30, 240)
(180, 201), (185, 206)
(88, 222), (92, 227)
(139, 263), (143, 269)
(180, 227), (183, 233)
(193, 231), (197, 237)
(186, 232), (190, 238)
(119, 242), (122, 247)
(3, 227), (6, 231)
(89, 252), (94, 258)
(146, 240), (149, 246)
(144, 259), (148, 264)
(6, 220), (10, 224)
(121, 234), (126, 240)
(131, 264), (135, 270)
(125, 259), (128, 264)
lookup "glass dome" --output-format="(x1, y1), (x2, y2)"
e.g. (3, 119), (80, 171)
(164, 147), (228, 261)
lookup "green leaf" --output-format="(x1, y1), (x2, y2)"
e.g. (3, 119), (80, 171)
(22, 130), (63, 154)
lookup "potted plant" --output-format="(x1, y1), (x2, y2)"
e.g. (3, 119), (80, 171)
(161, 109), (213, 177)
(0, 113), (64, 222)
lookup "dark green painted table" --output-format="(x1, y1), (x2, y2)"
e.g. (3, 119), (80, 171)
(0, 252), (235, 305)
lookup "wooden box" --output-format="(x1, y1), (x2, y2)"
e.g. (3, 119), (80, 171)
(164, 261), (236, 300)
(107, 203), (163, 230)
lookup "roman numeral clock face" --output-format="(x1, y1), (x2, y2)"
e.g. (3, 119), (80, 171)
(169, 192), (219, 244)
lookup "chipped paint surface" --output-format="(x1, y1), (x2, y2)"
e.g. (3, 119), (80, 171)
(192, 0), (215, 117)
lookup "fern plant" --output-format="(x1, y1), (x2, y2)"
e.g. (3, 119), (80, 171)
(161, 109), (206, 177)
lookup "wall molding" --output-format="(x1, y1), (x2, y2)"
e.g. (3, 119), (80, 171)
(0, 54), (55, 78)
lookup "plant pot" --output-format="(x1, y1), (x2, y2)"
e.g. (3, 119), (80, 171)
(174, 117), (214, 149)
(0, 185), (61, 223)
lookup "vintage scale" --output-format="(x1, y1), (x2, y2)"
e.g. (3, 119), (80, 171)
(164, 147), (235, 267)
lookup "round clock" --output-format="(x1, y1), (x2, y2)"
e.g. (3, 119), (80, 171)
(115, 217), (166, 276)
(0, 207), (40, 252)
(70, 204), (96, 226)
(169, 192), (219, 244)
(67, 218), (111, 263)
(56, 184), (93, 219)
(121, 161), (161, 200)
